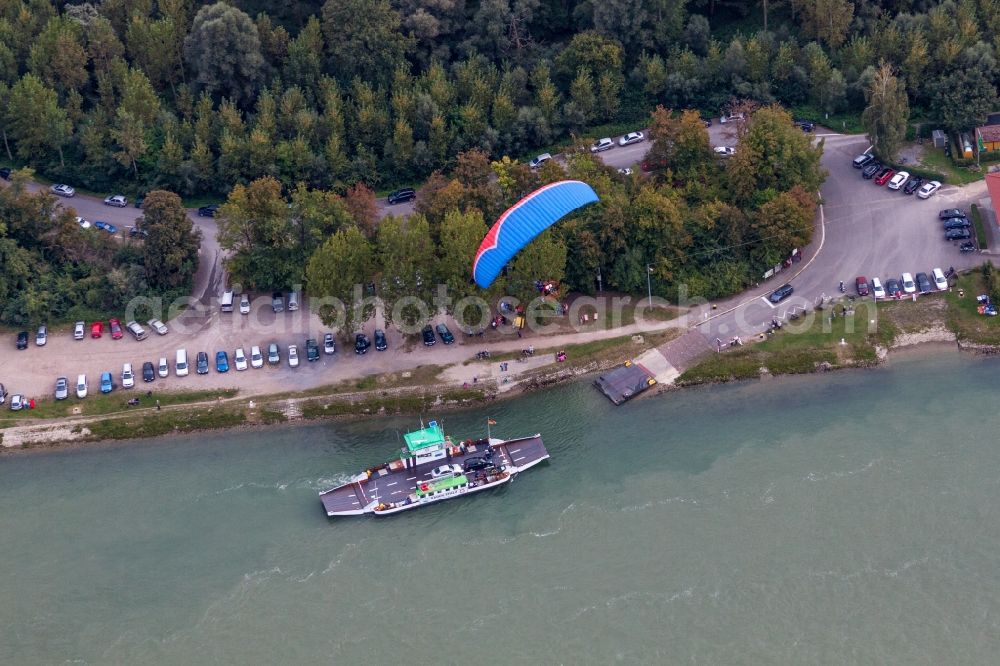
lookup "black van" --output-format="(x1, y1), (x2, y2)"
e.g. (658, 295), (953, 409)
(852, 153), (874, 168)
(387, 188), (416, 205)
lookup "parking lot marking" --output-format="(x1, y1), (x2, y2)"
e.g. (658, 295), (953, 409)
(761, 297), (778, 309)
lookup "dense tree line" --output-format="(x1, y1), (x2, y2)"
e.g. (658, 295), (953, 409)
(0, 174), (199, 325)
(0, 0), (996, 196)
(222, 105), (822, 332)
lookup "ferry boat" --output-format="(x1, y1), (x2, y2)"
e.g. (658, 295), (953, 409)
(319, 421), (549, 517)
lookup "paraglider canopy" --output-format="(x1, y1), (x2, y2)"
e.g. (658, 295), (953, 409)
(472, 180), (599, 289)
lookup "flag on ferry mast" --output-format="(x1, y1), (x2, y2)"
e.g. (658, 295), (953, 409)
(487, 418), (497, 425)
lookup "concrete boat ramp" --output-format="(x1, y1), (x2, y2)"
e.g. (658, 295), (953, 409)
(595, 330), (712, 404)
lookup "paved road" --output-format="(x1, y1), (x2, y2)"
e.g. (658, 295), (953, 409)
(695, 133), (988, 343)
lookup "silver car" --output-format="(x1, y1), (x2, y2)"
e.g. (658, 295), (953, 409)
(147, 318), (169, 335)
(55, 376), (69, 400)
(36, 325), (47, 346)
(74, 321), (85, 340)
(50, 183), (75, 197)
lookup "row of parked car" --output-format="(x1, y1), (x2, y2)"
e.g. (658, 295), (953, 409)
(13, 318), (168, 348)
(854, 270), (949, 299)
(852, 153), (941, 198)
(937, 208), (974, 242)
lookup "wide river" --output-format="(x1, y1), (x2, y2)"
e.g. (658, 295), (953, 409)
(3, 352), (1000, 664)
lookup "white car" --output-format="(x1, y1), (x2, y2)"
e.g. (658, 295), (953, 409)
(121, 363), (135, 389)
(431, 464), (463, 479)
(917, 180), (941, 199)
(887, 171), (909, 190)
(75, 216), (91, 229)
(288, 344), (299, 368)
(50, 184), (75, 197)
(932, 267), (948, 291)
(720, 113), (745, 124)
(147, 318), (168, 335)
(619, 131), (644, 146)
(617, 167), (633, 176)
(158, 357), (169, 378)
(713, 146), (735, 157)
(234, 347), (248, 371)
(239, 293), (250, 314)
(590, 137), (614, 153)
(323, 333), (336, 355)
(74, 321), (85, 340)
(103, 194), (128, 207)
(10, 394), (25, 410)
(250, 345), (264, 368)
(901, 272), (916, 294)
(529, 153), (551, 169)
(871, 277), (886, 299)
(76, 374), (88, 399)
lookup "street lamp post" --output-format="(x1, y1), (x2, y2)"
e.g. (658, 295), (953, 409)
(646, 264), (653, 306)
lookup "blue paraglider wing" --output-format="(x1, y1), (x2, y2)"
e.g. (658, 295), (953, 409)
(472, 180), (599, 288)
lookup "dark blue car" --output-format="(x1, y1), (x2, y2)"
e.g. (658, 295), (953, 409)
(215, 351), (229, 372)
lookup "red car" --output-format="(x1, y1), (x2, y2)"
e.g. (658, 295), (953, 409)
(874, 168), (894, 185)
(855, 276), (869, 296)
(109, 318), (123, 340)
(90, 321), (103, 338)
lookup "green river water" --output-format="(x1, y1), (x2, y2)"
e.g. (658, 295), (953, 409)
(3, 352), (1000, 664)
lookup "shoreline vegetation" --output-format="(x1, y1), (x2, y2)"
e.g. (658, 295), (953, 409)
(6, 270), (1000, 452)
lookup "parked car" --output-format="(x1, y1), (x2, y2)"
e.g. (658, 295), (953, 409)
(421, 325), (437, 346)
(54, 376), (69, 400)
(306, 338), (319, 361)
(121, 363), (135, 388)
(945, 228), (971, 240)
(387, 188), (416, 205)
(50, 183), (75, 197)
(855, 277), (869, 296)
(147, 318), (168, 335)
(713, 146), (735, 157)
(617, 167), (633, 176)
(196, 351), (209, 374)
(16, 331), (28, 349)
(239, 293), (250, 314)
(267, 343), (280, 364)
(374, 329), (388, 351)
(250, 345), (264, 369)
(797, 121), (815, 132)
(618, 131), (644, 146)
(354, 333), (371, 354)
(932, 267), (948, 291)
(125, 320), (147, 341)
(529, 153), (552, 169)
(109, 318), (123, 339)
(75, 375), (87, 399)
(74, 321), (85, 340)
(271, 292), (284, 312)
(158, 357), (169, 378)
(915, 272), (932, 294)
(91, 321), (103, 338)
(103, 223), (118, 234)
(943, 217), (971, 230)
(0, 166), (11, 179)
(215, 350), (229, 372)
(917, 181), (941, 199)
(463, 456), (491, 472)
(887, 171), (909, 190)
(128, 226), (148, 238)
(142, 362), (155, 382)
(323, 333), (336, 355)
(287, 344), (299, 368)
(36, 325), (47, 346)
(76, 216), (91, 229)
(94, 220), (108, 231)
(103, 194), (127, 207)
(436, 323), (455, 344)
(768, 283), (794, 303)
(720, 113), (745, 124)
(0, 382), (6, 404)
(197, 204), (220, 217)
(234, 348), (248, 371)
(939, 208), (965, 219)
(590, 137), (614, 153)
(852, 153), (875, 168)
(903, 176), (923, 194)
(874, 168), (895, 185)
(901, 273), (917, 294)
(10, 394), (25, 410)
(861, 162), (882, 179)
(134, 196), (144, 208)
(100, 372), (113, 393)
(871, 277), (886, 299)
(431, 464), (463, 478)
(885, 278), (902, 298)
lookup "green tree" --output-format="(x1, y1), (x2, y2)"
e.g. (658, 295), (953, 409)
(6, 74), (71, 166)
(931, 68), (997, 134)
(216, 176), (296, 289)
(861, 62), (909, 162)
(140, 190), (202, 290)
(507, 230), (567, 304)
(320, 0), (411, 86)
(799, 0), (854, 49)
(306, 226), (375, 333)
(376, 214), (437, 327)
(437, 209), (489, 306)
(27, 16), (88, 97)
(751, 185), (816, 267)
(184, 3), (263, 106)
